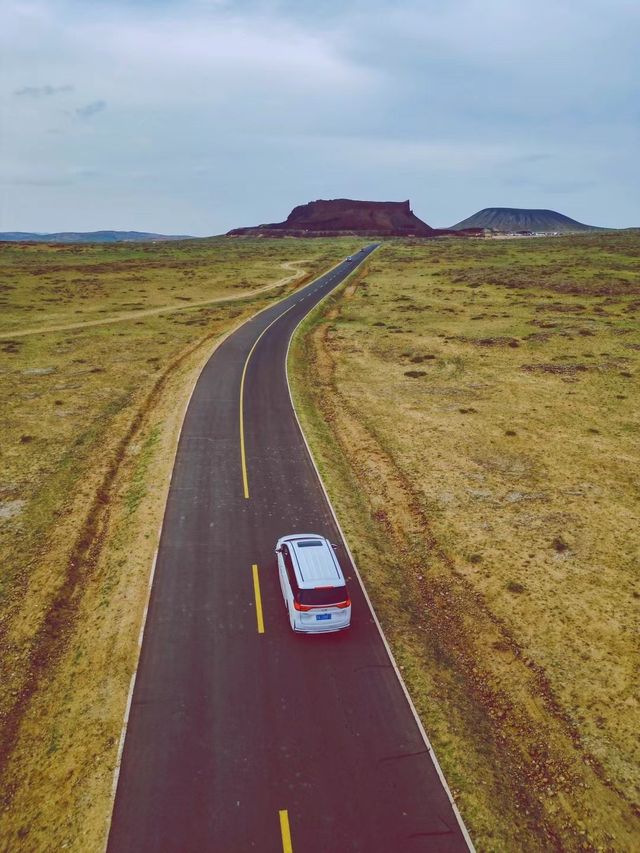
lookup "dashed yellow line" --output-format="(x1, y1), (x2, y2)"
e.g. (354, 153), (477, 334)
(239, 304), (295, 499)
(279, 809), (293, 853)
(252, 564), (264, 634)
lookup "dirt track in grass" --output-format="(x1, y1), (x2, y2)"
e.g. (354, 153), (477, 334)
(0, 257), (310, 339)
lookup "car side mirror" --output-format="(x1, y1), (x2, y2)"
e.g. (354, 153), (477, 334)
(331, 543), (340, 550)
(275, 547), (282, 553)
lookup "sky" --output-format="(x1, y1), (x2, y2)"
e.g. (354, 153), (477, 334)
(1, 0), (639, 235)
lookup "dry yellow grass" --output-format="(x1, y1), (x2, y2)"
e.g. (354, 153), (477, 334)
(290, 234), (640, 851)
(0, 237), (319, 335)
(0, 236), (361, 850)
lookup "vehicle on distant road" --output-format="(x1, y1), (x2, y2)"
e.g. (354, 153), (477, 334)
(346, 256), (353, 261)
(275, 534), (351, 633)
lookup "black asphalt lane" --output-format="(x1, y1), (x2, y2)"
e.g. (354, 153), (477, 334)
(107, 246), (471, 853)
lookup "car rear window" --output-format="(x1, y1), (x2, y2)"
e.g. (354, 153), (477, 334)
(297, 540), (323, 548)
(298, 586), (348, 606)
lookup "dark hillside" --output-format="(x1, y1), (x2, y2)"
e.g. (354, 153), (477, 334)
(228, 198), (438, 237)
(0, 231), (191, 243)
(450, 207), (605, 232)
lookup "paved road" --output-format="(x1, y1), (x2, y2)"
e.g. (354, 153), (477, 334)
(107, 246), (472, 852)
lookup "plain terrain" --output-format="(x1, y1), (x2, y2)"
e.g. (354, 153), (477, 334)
(290, 233), (640, 851)
(1, 233), (637, 851)
(0, 236), (361, 850)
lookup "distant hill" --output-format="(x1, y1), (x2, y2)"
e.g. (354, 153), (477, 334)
(228, 199), (439, 237)
(0, 230), (192, 243)
(450, 208), (605, 233)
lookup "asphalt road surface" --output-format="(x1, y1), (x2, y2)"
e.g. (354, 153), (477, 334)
(107, 246), (472, 853)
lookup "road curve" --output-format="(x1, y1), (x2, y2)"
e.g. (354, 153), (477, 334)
(107, 246), (472, 853)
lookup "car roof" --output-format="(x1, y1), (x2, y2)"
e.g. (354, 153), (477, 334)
(281, 534), (344, 589)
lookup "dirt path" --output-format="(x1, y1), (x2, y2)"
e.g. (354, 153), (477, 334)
(0, 259), (309, 340)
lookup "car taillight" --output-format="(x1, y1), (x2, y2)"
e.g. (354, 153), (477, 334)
(293, 600), (312, 612)
(336, 599), (351, 609)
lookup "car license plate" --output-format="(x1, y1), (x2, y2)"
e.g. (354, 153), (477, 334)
(316, 613), (331, 621)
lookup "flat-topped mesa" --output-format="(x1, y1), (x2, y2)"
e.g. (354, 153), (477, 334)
(227, 198), (436, 237)
(281, 199), (433, 234)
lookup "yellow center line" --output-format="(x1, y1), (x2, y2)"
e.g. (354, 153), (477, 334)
(252, 564), (265, 634)
(279, 809), (293, 853)
(239, 303), (296, 499)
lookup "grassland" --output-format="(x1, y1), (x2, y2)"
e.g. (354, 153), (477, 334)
(290, 233), (640, 852)
(0, 235), (361, 850)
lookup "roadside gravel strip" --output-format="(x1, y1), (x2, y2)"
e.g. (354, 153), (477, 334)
(107, 246), (473, 852)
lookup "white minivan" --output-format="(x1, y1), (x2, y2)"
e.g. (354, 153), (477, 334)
(275, 533), (352, 633)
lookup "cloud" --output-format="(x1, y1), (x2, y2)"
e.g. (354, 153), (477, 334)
(504, 176), (597, 195)
(288, 134), (520, 173)
(7, 177), (73, 187)
(75, 7), (373, 105)
(1, 0), (638, 231)
(14, 84), (74, 97)
(510, 154), (553, 166)
(75, 99), (107, 118)
(0, 165), (102, 187)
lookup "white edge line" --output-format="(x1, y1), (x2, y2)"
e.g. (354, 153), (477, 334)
(283, 245), (476, 853)
(102, 251), (354, 852)
(108, 546), (159, 804)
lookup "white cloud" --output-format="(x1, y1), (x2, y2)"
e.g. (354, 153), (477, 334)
(286, 134), (520, 172)
(14, 84), (74, 97)
(1, 0), (638, 232)
(3, 1), (371, 108)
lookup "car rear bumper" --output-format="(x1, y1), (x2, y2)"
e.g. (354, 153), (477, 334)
(293, 621), (351, 634)
(292, 607), (351, 633)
